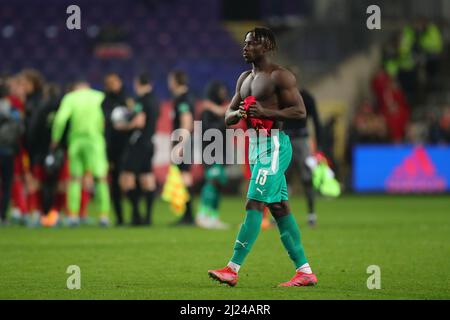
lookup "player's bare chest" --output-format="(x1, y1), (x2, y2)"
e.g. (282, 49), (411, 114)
(240, 73), (276, 101)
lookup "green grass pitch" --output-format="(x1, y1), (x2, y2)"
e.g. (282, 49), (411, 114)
(0, 195), (449, 299)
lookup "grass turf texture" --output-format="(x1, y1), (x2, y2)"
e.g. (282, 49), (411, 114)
(0, 195), (449, 300)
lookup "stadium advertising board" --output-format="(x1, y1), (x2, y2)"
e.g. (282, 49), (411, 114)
(353, 145), (450, 193)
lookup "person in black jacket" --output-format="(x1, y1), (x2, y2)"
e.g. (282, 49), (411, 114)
(118, 73), (160, 226)
(284, 83), (323, 227)
(102, 73), (129, 226)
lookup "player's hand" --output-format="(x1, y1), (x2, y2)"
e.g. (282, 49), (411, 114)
(247, 101), (267, 118)
(238, 101), (247, 119)
(113, 122), (128, 131)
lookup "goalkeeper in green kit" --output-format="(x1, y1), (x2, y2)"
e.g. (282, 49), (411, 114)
(51, 81), (110, 226)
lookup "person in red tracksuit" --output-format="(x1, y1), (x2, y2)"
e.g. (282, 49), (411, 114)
(6, 75), (29, 224)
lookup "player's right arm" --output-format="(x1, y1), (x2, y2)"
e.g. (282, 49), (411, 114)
(225, 71), (250, 126)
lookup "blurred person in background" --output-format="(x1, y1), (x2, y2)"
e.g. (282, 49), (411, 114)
(397, 23), (419, 105)
(118, 73), (159, 226)
(30, 83), (67, 227)
(51, 80), (110, 226)
(168, 70), (195, 226)
(428, 106), (450, 144)
(284, 66), (323, 227)
(415, 18), (443, 92)
(0, 77), (24, 225)
(372, 63), (394, 108)
(379, 80), (410, 143)
(195, 81), (229, 229)
(396, 18), (443, 105)
(350, 102), (388, 144)
(20, 69), (46, 226)
(102, 73), (129, 226)
(346, 101), (389, 182)
(5, 74), (28, 225)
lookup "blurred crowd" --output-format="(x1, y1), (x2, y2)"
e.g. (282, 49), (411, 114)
(0, 69), (227, 228)
(348, 19), (449, 149)
(0, 66), (326, 229)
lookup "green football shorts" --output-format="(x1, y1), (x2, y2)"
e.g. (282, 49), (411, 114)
(68, 136), (108, 178)
(247, 130), (292, 204)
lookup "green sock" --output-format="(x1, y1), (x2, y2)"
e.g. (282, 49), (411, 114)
(197, 204), (210, 216)
(230, 210), (263, 265)
(275, 214), (308, 269)
(68, 178), (81, 215)
(209, 208), (219, 218)
(96, 179), (110, 215)
(200, 182), (218, 217)
(211, 192), (221, 215)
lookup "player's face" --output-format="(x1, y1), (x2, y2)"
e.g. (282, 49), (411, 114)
(8, 76), (26, 99)
(20, 76), (34, 95)
(243, 33), (265, 63)
(218, 86), (228, 102)
(105, 75), (122, 93)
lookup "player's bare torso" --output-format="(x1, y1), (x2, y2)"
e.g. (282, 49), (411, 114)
(239, 66), (284, 129)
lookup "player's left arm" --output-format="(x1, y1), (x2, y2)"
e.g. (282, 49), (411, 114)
(248, 69), (306, 120)
(203, 100), (227, 117)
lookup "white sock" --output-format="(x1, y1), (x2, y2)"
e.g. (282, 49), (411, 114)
(296, 263), (312, 274)
(227, 261), (240, 273)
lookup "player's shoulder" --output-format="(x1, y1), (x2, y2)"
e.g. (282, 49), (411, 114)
(61, 90), (77, 103)
(236, 70), (252, 89)
(238, 70), (252, 81)
(90, 88), (105, 100)
(270, 66), (295, 80)
(270, 66), (296, 86)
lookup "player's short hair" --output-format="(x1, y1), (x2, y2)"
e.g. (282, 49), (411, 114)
(104, 72), (120, 81)
(170, 70), (189, 86)
(136, 72), (152, 85)
(247, 27), (277, 52)
(20, 69), (45, 93)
